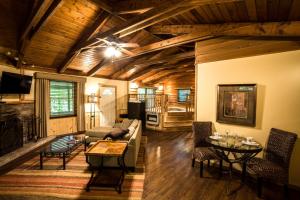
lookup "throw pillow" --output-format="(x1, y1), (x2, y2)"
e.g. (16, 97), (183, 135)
(103, 128), (129, 140)
(121, 118), (133, 129)
(113, 123), (122, 128)
(124, 126), (135, 140)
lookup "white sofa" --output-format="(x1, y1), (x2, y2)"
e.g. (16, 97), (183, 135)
(85, 119), (142, 168)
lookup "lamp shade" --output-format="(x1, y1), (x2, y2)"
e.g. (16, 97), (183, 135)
(87, 93), (98, 103)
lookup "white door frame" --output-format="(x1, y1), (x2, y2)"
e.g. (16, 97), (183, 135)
(98, 84), (117, 126)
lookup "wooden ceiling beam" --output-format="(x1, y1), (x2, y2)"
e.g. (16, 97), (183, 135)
(150, 72), (193, 84)
(87, 20), (300, 77)
(18, 0), (62, 67)
(86, 32), (202, 76)
(133, 60), (194, 82)
(125, 54), (193, 81)
(133, 51), (195, 68)
(148, 21), (300, 35)
(19, 0), (53, 42)
(84, 0), (240, 49)
(144, 67), (194, 84)
(111, 53), (159, 79)
(112, 49), (182, 79)
(58, 11), (110, 73)
(86, 0), (185, 77)
(130, 68), (161, 82)
(86, 0), (240, 76)
(129, 21), (300, 57)
(28, 0), (62, 40)
(83, 0), (195, 48)
(86, 58), (108, 76)
(195, 39), (300, 64)
(112, 0), (167, 14)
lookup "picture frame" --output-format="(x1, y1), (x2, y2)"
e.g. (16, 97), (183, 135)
(217, 84), (257, 127)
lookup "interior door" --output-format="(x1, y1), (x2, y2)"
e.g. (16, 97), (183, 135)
(99, 86), (116, 127)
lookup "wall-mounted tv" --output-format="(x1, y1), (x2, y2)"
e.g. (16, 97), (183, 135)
(0, 72), (33, 94)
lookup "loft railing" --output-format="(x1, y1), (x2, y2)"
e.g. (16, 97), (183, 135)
(128, 94), (194, 114)
(128, 94), (164, 113)
(165, 94), (194, 113)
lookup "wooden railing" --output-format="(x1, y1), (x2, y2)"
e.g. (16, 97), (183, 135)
(128, 94), (194, 114)
(166, 95), (194, 113)
(128, 94), (164, 113)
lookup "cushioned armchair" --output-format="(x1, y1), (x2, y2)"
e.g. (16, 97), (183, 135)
(247, 128), (298, 198)
(192, 121), (222, 177)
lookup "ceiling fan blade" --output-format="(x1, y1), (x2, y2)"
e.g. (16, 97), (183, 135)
(118, 43), (140, 48)
(119, 47), (134, 56)
(96, 38), (112, 45)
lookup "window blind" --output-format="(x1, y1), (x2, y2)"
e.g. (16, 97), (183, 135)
(50, 81), (76, 118)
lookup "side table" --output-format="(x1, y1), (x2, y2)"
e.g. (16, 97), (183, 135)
(85, 140), (128, 193)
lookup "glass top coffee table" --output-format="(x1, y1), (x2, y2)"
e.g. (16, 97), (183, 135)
(39, 135), (82, 170)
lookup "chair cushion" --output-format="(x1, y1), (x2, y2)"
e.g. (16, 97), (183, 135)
(193, 147), (220, 161)
(247, 157), (287, 183)
(103, 128), (129, 140)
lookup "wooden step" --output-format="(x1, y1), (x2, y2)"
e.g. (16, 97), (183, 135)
(163, 120), (192, 128)
(166, 112), (194, 116)
(165, 115), (194, 121)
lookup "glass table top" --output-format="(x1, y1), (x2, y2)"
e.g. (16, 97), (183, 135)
(206, 135), (263, 153)
(41, 135), (81, 153)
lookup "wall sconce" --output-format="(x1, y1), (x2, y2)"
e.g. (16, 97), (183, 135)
(88, 93), (98, 103)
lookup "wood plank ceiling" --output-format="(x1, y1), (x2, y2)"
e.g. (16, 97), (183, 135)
(0, 0), (300, 85)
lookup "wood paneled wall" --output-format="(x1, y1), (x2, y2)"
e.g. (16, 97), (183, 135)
(159, 74), (195, 96)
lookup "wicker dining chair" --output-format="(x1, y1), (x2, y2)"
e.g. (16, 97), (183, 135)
(247, 128), (298, 198)
(192, 121), (222, 177)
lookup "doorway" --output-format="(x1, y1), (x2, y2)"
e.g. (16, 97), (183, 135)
(99, 85), (116, 127)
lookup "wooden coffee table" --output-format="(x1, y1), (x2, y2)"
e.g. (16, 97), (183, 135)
(85, 140), (128, 193)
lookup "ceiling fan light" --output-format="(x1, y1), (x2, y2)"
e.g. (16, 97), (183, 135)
(104, 46), (116, 57)
(114, 49), (122, 57)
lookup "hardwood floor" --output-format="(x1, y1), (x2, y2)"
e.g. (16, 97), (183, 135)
(142, 130), (297, 200)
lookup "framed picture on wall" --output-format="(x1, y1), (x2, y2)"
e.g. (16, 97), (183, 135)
(217, 84), (257, 127)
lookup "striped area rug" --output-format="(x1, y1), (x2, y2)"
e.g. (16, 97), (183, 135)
(0, 136), (147, 200)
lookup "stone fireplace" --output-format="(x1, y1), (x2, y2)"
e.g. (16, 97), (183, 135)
(0, 102), (37, 156)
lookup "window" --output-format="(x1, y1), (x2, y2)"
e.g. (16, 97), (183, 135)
(138, 88), (154, 95)
(137, 88), (155, 101)
(50, 81), (76, 118)
(178, 89), (190, 102)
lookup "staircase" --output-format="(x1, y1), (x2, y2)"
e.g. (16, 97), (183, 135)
(163, 112), (194, 131)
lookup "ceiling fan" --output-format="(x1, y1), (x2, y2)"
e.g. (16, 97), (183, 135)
(80, 38), (139, 58)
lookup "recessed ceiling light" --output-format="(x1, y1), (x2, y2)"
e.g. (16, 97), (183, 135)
(6, 51), (11, 56)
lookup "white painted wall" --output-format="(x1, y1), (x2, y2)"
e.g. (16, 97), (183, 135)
(195, 49), (300, 186)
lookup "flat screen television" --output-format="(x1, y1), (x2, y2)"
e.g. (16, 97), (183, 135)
(0, 72), (33, 94)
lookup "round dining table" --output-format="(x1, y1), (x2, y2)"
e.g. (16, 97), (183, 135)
(206, 135), (263, 194)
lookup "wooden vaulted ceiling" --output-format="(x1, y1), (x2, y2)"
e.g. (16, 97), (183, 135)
(0, 0), (300, 85)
